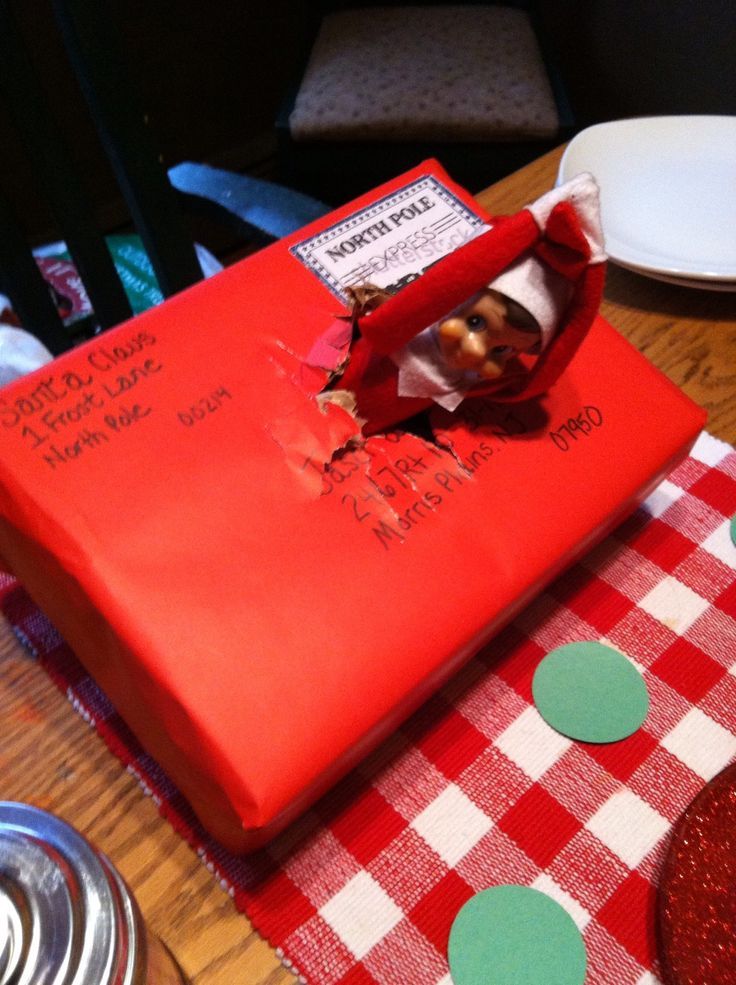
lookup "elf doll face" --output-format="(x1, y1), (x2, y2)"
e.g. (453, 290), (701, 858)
(437, 288), (541, 380)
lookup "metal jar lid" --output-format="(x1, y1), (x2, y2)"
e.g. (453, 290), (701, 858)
(0, 801), (147, 985)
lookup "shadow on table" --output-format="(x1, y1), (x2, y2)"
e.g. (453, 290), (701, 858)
(605, 266), (736, 322)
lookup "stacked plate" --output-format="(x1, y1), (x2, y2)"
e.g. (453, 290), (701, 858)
(558, 116), (736, 291)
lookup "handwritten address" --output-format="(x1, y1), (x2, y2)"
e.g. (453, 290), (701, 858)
(302, 407), (531, 551)
(302, 401), (606, 552)
(0, 330), (232, 471)
(548, 406), (603, 452)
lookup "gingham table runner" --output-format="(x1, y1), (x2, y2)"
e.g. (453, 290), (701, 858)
(2, 431), (735, 985)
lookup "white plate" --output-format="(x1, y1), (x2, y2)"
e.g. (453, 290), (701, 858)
(617, 263), (736, 292)
(558, 116), (736, 281)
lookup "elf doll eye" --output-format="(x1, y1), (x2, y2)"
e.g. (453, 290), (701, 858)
(491, 345), (513, 356)
(466, 314), (485, 331)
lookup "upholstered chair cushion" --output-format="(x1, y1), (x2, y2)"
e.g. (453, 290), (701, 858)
(289, 5), (560, 143)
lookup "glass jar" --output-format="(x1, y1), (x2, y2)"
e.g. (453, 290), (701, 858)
(0, 801), (187, 985)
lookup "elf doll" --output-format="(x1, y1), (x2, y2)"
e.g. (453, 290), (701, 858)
(329, 172), (606, 435)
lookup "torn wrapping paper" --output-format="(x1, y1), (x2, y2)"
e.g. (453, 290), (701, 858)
(0, 161), (706, 851)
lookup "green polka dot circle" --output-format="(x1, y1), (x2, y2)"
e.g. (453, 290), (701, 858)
(448, 885), (586, 985)
(730, 512), (736, 547)
(532, 641), (649, 743)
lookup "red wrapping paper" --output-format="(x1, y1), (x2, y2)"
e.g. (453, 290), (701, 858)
(0, 162), (706, 850)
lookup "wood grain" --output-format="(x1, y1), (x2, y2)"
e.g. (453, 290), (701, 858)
(1, 146), (733, 984)
(0, 619), (296, 985)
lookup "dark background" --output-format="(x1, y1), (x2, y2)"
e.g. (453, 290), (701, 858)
(3, 0), (734, 244)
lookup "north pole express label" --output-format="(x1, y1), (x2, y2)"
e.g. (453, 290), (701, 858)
(290, 175), (487, 302)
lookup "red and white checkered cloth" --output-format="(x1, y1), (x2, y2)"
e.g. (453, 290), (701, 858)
(2, 431), (735, 985)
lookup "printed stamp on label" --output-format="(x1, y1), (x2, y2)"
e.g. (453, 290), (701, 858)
(290, 175), (488, 303)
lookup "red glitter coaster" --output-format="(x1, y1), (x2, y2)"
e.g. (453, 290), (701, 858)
(658, 761), (736, 984)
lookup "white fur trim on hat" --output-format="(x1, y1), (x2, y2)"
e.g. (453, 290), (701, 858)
(529, 172), (606, 263)
(489, 253), (573, 350)
(489, 172), (605, 350)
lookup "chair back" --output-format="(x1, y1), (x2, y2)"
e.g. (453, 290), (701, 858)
(0, 0), (202, 354)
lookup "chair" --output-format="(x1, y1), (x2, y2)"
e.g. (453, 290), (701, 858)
(277, 0), (574, 206)
(0, 0), (327, 357)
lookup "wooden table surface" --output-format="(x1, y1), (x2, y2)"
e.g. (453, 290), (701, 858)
(1, 146), (734, 984)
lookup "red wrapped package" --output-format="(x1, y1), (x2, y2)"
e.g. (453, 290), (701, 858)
(0, 162), (706, 850)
